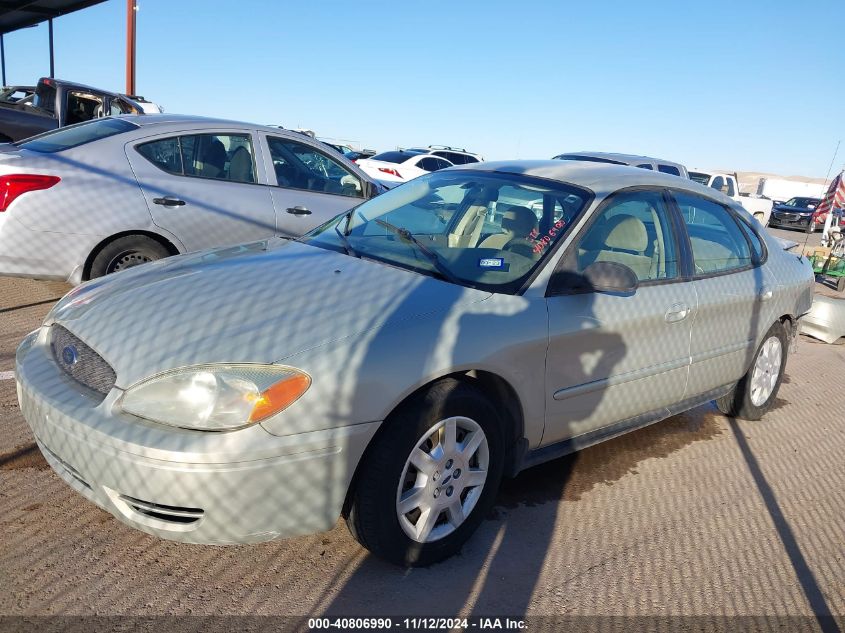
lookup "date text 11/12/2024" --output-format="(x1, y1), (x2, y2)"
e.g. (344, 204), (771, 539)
(307, 617), (527, 630)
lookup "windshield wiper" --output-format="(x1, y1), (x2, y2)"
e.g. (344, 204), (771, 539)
(374, 218), (463, 285)
(334, 222), (360, 258)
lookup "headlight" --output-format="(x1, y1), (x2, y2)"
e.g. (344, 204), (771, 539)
(117, 364), (311, 431)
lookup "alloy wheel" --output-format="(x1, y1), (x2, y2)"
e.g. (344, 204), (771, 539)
(750, 336), (782, 406)
(396, 416), (489, 543)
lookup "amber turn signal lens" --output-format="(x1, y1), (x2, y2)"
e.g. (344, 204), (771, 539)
(249, 373), (311, 422)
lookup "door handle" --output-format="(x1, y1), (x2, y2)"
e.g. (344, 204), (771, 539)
(152, 196), (186, 207)
(665, 302), (690, 323)
(286, 206), (312, 215)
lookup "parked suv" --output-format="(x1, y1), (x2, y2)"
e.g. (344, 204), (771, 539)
(554, 151), (689, 178)
(406, 145), (483, 165)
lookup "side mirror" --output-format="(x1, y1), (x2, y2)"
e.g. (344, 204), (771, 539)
(583, 261), (639, 295)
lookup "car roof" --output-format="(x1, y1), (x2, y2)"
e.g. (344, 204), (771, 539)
(458, 160), (735, 204)
(556, 151), (684, 167)
(111, 114), (341, 139)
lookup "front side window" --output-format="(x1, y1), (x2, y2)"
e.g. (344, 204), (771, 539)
(17, 117), (138, 153)
(137, 134), (256, 183)
(268, 137), (362, 197)
(637, 163), (654, 170)
(673, 191), (752, 275)
(710, 176), (725, 194)
(565, 190), (679, 283)
(302, 171), (590, 294)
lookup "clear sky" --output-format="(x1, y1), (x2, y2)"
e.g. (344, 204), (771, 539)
(3, 0), (843, 178)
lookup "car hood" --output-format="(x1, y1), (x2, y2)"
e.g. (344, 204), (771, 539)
(47, 239), (492, 388)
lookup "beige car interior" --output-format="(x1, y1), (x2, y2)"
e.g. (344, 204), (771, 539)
(577, 205), (671, 281)
(478, 206), (538, 249)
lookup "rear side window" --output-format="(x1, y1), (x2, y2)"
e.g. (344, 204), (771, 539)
(737, 216), (765, 262)
(371, 151), (417, 164)
(658, 164), (681, 176)
(673, 191), (752, 275)
(17, 118), (138, 153)
(136, 134), (256, 183)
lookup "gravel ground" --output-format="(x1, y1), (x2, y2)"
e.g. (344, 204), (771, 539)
(0, 275), (843, 629)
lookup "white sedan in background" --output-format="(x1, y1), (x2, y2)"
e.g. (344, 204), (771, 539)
(356, 150), (453, 184)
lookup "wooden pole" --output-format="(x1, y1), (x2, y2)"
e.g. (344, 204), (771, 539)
(125, 0), (136, 95)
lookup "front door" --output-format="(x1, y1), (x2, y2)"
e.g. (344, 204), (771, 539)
(126, 130), (275, 252)
(543, 189), (695, 445)
(262, 135), (367, 237)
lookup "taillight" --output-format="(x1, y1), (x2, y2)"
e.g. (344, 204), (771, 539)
(377, 168), (402, 178)
(0, 174), (60, 211)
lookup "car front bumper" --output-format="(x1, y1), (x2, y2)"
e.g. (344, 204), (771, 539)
(768, 213), (812, 229)
(15, 329), (380, 544)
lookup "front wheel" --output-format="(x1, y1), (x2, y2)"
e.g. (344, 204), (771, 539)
(346, 379), (505, 566)
(716, 321), (788, 420)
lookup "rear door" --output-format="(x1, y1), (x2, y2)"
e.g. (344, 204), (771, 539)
(543, 189), (696, 445)
(126, 130), (275, 252)
(260, 134), (367, 237)
(670, 190), (774, 398)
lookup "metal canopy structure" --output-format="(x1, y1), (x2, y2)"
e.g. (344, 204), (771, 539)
(0, 0), (109, 85)
(0, 0), (106, 35)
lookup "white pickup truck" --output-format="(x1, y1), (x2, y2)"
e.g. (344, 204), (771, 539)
(689, 170), (773, 225)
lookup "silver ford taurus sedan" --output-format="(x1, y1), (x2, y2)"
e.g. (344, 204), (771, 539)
(16, 161), (814, 566)
(0, 115), (381, 283)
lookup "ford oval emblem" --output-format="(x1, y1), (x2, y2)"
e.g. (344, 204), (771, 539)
(61, 345), (79, 366)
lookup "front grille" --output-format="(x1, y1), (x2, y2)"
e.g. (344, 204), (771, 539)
(50, 325), (116, 398)
(118, 494), (204, 525)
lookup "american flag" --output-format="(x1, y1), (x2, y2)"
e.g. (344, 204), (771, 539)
(816, 171), (845, 215)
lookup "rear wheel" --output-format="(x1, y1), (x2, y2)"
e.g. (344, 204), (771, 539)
(716, 321), (788, 420)
(89, 235), (170, 279)
(346, 378), (505, 566)
(837, 276), (845, 293)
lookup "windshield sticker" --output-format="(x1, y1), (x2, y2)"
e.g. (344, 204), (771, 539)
(478, 257), (508, 270)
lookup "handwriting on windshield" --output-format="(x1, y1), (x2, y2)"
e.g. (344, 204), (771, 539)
(528, 218), (567, 254)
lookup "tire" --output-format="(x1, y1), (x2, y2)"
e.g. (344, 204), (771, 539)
(716, 321), (788, 420)
(806, 220), (817, 233)
(346, 378), (505, 567)
(837, 276), (845, 293)
(89, 235), (170, 279)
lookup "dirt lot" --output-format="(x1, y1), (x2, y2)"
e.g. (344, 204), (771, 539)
(1, 275), (844, 630)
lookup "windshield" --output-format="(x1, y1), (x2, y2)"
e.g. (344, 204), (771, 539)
(688, 172), (711, 185)
(782, 197), (820, 209)
(302, 171), (591, 294)
(15, 117), (138, 152)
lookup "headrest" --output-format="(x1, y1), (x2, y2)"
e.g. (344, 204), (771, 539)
(603, 214), (648, 252)
(501, 205), (537, 236)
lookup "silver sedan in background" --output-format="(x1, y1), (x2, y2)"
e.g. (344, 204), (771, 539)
(0, 115), (382, 283)
(16, 161), (814, 566)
